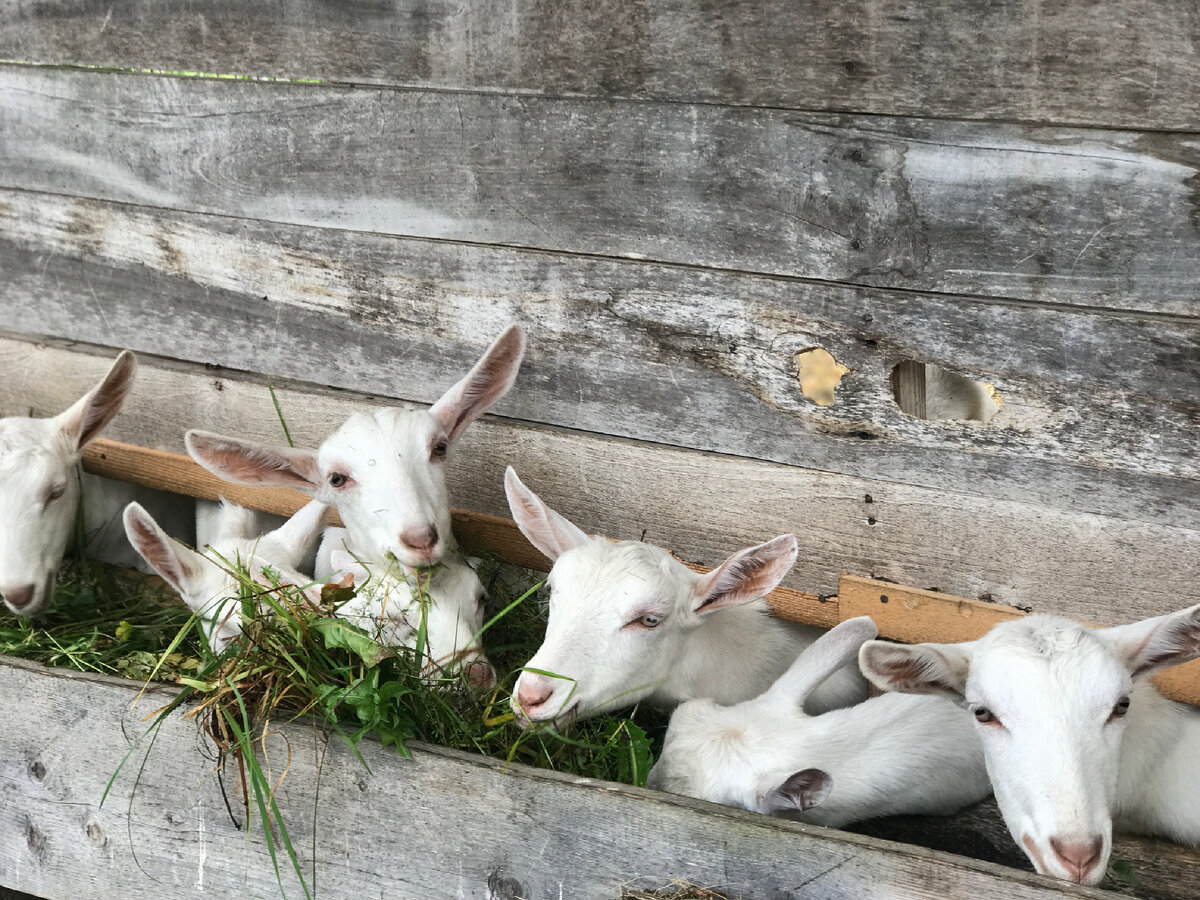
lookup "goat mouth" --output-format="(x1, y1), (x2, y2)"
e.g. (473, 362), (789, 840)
(514, 702), (578, 731)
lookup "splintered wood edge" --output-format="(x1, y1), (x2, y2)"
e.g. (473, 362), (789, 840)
(87, 438), (1194, 703)
(838, 575), (1200, 707)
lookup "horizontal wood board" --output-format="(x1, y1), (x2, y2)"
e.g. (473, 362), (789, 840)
(3, 68), (1200, 314)
(0, 656), (1128, 899)
(2, 337), (1198, 628)
(3, 1), (1200, 132)
(3, 191), (1199, 531)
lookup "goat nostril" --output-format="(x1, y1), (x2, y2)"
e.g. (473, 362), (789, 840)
(2, 584), (36, 611)
(516, 681), (552, 711)
(466, 662), (497, 690)
(399, 525), (438, 553)
(1048, 836), (1104, 881)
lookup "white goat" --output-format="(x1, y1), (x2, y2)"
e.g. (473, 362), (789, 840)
(860, 604), (1200, 885)
(185, 325), (525, 684)
(504, 467), (868, 728)
(0, 350), (192, 615)
(123, 499), (326, 654)
(327, 548), (494, 688)
(648, 617), (991, 827)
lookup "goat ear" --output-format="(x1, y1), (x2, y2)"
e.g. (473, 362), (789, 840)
(690, 535), (797, 614)
(767, 617), (879, 706)
(430, 325), (525, 443)
(186, 430), (324, 495)
(258, 501), (327, 570)
(123, 502), (207, 598)
(504, 466), (590, 561)
(765, 768), (832, 816)
(1101, 604), (1200, 679)
(57, 350), (137, 451)
(858, 640), (973, 700)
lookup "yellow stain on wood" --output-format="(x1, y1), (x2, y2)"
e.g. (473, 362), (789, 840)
(794, 347), (850, 406)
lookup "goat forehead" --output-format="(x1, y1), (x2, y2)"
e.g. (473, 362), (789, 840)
(550, 542), (686, 611)
(972, 625), (1127, 720)
(0, 420), (69, 476)
(324, 409), (439, 454)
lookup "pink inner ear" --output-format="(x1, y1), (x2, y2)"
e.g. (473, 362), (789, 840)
(432, 326), (525, 441)
(62, 352), (137, 448)
(190, 434), (320, 490)
(127, 514), (191, 593)
(693, 536), (797, 612)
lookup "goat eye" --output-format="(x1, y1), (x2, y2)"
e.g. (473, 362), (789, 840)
(638, 614), (663, 628)
(1110, 696), (1131, 721)
(45, 483), (67, 504)
(973, 706), (998, 725)
(328, 472), (348, 488)
(431, 440), (448, 460)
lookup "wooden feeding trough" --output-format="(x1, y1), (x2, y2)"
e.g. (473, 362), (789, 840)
(3, 1), (1200, 896)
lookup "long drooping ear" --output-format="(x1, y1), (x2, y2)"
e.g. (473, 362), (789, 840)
(764, 769), (833, 816)
(504, 466), (590, 561)
(859, 639), (974, 700)
(429, 325), (525, 442)
(56, 350), (137, 450)
(259, 500), (328, 570)
(186, 430), (323, 495)
(690, 535), (798, 614)
(123, 502), (208, 598)
(766, 617), (879, 707)
(1100, 603), (1200, 679)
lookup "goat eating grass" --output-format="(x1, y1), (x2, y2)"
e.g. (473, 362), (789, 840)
(504, 467), (868, 728)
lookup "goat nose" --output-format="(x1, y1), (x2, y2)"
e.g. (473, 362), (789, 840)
(516, 677), (553, 712)
(1048, 836), (1105, 883)
(1, 584), (36, 612)
(466, 661), (497, 690)
(399, 525), (438, 553)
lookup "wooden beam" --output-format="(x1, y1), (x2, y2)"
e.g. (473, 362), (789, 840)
(5, 190), (1200, 533)
(3, 69), (1200, 316)
(0, 656), (1123, 900)
(2, 0), (1199, 132)
(839, 575), (1200, 706)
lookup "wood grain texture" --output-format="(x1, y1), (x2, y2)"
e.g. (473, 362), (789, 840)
(0, 657), (1124, 900)
(3, 1), (1200, 132)
(3, 69), (1200, 314)
(3, 192), (1199, 532)
(2, 338), (1198, 633)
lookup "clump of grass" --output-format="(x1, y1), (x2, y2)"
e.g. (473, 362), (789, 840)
(75, 550), (661, 898)
(0, 556), (200, 679)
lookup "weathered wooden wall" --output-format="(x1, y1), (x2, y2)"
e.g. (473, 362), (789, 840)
(0, 656), (1131, 900)
(1, 4), (1199, 895)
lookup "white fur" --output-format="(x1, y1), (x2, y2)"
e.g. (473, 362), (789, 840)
(860, 605), (1200, 885)
(324, 539), (495, 687)
(648, 618), (990, 826)
(504, 468), (868, 728)
(124, 499), (326, 654)
(0, 350), (198, 615)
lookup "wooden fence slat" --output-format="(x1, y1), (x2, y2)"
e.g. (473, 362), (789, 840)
(3, 68), (1200, 314)
(0, 657), (1128, 899)
(3, 337), (1198, 629)
(4, 190), (1200, 532)
(3, 1), (1200, 133)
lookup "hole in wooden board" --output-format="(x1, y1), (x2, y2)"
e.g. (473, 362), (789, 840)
(794, 348), (851, 406)
(890, 361), (1001, 423)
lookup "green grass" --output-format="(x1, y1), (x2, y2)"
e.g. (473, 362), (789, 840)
(1, 548), (664, 897)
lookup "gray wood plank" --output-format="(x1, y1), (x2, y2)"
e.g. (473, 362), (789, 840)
(3, 1), (1200, 133)
(2, 190), (1198, 531)
(2, 338), (1198, 628)
(3, 68), (1200, 314)
(0, 655), (1128, 900)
